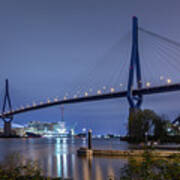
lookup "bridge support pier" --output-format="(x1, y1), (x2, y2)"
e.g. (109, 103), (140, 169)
(128, 108), (140, 138)
(3, 121), (12, 137)
(1, 79), (13, 137)
(127, 17), (143, 138)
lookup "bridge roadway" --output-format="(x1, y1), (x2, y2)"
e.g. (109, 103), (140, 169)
(1, 83), (180, 118)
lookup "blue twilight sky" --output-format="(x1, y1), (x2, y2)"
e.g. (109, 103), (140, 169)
(0, 0), (180, 135)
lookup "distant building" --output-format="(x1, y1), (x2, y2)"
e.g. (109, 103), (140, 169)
(13, 128), (25, 136)
(0, 122), (25, 136)
(25, 121), (72, 137)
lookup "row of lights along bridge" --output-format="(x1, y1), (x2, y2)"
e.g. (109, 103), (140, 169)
(3, 76), (172, 114)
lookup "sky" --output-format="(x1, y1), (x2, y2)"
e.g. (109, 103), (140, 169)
(0, 0), (180, 135)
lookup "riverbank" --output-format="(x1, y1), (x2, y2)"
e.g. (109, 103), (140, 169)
(0, 135), (21, 138)
(77, 147), (180, 157)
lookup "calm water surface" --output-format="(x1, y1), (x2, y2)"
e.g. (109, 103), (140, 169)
(0, 138), (130, 179)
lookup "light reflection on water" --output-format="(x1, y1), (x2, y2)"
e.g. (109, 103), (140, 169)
(0, 138), (129, 179)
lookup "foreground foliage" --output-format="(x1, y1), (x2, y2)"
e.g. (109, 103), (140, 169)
(0, 153), (68, 180)
(120, 150), (180, 180)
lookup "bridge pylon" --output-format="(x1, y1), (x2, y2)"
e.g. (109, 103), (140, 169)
(127, 17), (143, 137)
(1, 79), (13, 136)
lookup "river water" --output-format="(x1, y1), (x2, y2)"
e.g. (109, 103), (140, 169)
(0, 137), (130, 179)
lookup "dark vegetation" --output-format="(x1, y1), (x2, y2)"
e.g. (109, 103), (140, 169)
(126, 109), (180, 143)
(0, 153), (71, 180)
(120, 150), (180, 180)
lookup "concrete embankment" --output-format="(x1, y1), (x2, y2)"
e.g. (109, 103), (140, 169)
(78, 130), (180, 157)
(77, 147), (180, 157)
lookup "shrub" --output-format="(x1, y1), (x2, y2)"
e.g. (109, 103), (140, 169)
(120, 150), (180, 180)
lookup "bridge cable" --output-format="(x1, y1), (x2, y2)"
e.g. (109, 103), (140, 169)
(139, 27), (180, 48)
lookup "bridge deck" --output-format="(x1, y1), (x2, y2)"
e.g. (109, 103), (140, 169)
(1, 83), (180, 118)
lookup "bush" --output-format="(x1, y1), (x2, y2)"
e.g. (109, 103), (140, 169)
(120, 150), (180, 180)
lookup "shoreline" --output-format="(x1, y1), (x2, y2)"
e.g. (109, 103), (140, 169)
(77, 147), (180, 157)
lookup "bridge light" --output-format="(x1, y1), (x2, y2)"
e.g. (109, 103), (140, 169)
(64, 96), (67, 100)
(102, 86), (106, 90)
(97, 90), (101, 94)
(120, 83), (123, 87)
(160, 76), (164, 80)
(167, 78), (172, 84)
(26, 104), (30, 108)
(47, 99), (51, 103)
(85, 92), (88, 96)
(54, 98), (58, 102)
(110, 88), (115, 93)
(146, 82), (151, 87)
(33, 102), (36, 107)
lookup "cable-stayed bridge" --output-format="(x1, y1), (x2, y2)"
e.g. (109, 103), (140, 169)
(1, 17), (180, 135)
(1, 83), (180, 118)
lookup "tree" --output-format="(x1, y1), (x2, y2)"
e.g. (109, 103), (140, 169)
(128, 109), (161, 142)
(153, 115), (169, 141)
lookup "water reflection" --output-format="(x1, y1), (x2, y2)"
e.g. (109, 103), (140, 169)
(55, 138), (69, 178)
(107, 165), (115, 180)
(82, 158), (90, 180)
(95, 162), (103, 180)
(0, 138), (127, 179)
